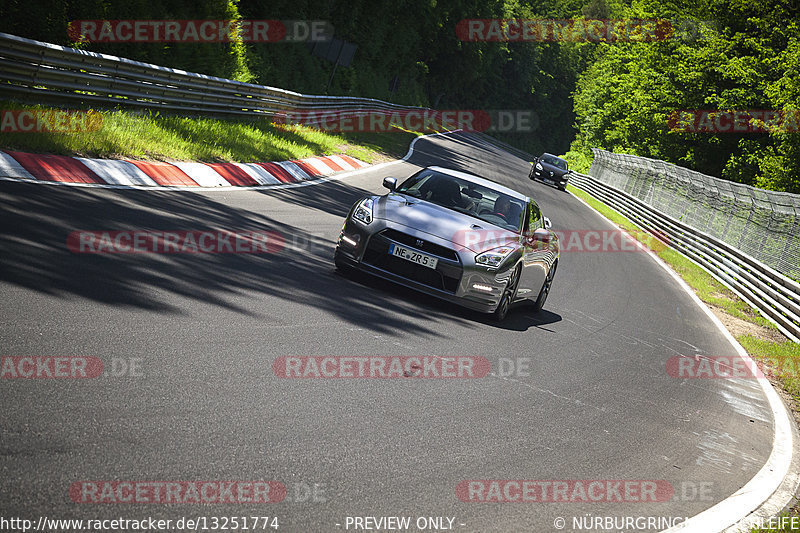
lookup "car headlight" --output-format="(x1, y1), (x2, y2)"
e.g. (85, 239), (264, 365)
(352, 198), (374, 224)
(475, 245), (517, 268)
(535, 162), (543, 170)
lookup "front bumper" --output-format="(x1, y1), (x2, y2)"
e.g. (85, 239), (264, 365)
(334, 220), (516, 314)
(530, 169), (568, 189)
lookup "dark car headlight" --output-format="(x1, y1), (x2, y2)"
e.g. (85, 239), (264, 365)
(352, 198), (374, 224)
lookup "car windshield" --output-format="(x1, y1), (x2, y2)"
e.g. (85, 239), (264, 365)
(542, 155), (568, 170)
(396, 169), (525, 232)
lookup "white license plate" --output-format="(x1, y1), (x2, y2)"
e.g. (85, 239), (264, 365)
(389, 243), (438, 269)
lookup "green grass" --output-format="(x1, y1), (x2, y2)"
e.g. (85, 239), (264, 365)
(739, 336), (800, 402)
(0, 102), (417, 163)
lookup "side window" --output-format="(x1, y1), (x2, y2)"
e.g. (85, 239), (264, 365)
(528, 201), (542, 230)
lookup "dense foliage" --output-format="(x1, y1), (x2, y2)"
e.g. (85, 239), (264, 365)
(570, 0), (800, 192)
(0, 0), (797, 191)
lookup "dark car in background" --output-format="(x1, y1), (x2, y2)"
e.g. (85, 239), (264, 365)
(530, 153), (570, 191)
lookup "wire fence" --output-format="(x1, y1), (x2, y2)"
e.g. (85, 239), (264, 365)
(589, 149), (800, 282)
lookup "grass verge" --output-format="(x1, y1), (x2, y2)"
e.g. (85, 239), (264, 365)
(0, 102), (419, 164)
(566, 182), (798, 532)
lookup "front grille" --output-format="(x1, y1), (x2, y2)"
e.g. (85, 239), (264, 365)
(363, 234), (461, 293)
(379, 229), (459, 262)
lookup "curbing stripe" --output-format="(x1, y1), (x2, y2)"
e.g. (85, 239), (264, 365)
(339, 154), (367, 169)
(276, 161), (309, 181)
(170, 162), (231, 187)
(290, 159), (322, 178)
(127, 160), (199, 186)
(318, 156), (344, 172)
(5, 151), (104, 184)
(326, 155), (355, 170)
(76, 158), (158, 187)
(0, 150), (36, 179)
(300, 157), (334, 176)
(204, 162), (259, 187)
(254, 162), (296, 183)
(233, 163), (280, 185)
(0, 150), (370, 189)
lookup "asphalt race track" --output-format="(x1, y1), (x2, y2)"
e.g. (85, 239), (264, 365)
(0, 132), (780, 532)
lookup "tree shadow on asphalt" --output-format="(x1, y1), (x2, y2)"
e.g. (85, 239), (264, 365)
(336, 263), (562, 331)
(263, 178), (373, 219)
(0, 180), (559, 335)
(0, 182), (445, 335)
(0, 132), (562, 335)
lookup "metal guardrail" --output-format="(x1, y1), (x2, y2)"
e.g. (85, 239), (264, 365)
(569, 172), (800, 342)
(0, 32), (426, 120)
(589, 149), (800, 282)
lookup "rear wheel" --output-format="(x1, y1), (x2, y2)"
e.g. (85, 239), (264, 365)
(532, 261), (557, 313)
(493, 264), (521, 322)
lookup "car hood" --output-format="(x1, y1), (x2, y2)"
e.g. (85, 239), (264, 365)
(539, 162), (569, 177)
(375, 194), (519, 253)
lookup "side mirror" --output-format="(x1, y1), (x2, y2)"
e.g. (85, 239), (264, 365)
(383, 177), (397, 191)
(526, 227), (552, 248)
(543, 217), (552, 230)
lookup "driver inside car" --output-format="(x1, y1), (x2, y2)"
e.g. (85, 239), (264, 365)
(492, 196), (523, 228)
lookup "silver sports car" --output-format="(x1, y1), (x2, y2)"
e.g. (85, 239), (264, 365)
(334, 166), (560, 321)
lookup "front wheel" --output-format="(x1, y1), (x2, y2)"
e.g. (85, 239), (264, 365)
(531, 261), (557, 313)
(493, 264), (521, 322)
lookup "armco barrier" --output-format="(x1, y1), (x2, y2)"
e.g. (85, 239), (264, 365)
(0, 32), (427, 121)
(589, 149), (800, 282)
(569, 172), (800, 342)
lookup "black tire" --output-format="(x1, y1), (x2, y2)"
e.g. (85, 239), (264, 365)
(531, 261), (557, 313)
(493, 264), (521, 322)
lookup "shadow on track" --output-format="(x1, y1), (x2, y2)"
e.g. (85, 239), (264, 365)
(0, 181), (454, 335)
(335, 267), (562, 331)
(0, 132), (567, 335)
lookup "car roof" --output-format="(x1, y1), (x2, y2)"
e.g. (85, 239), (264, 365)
(427, 166), (528, 202)
(541, 153), (566, 162)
